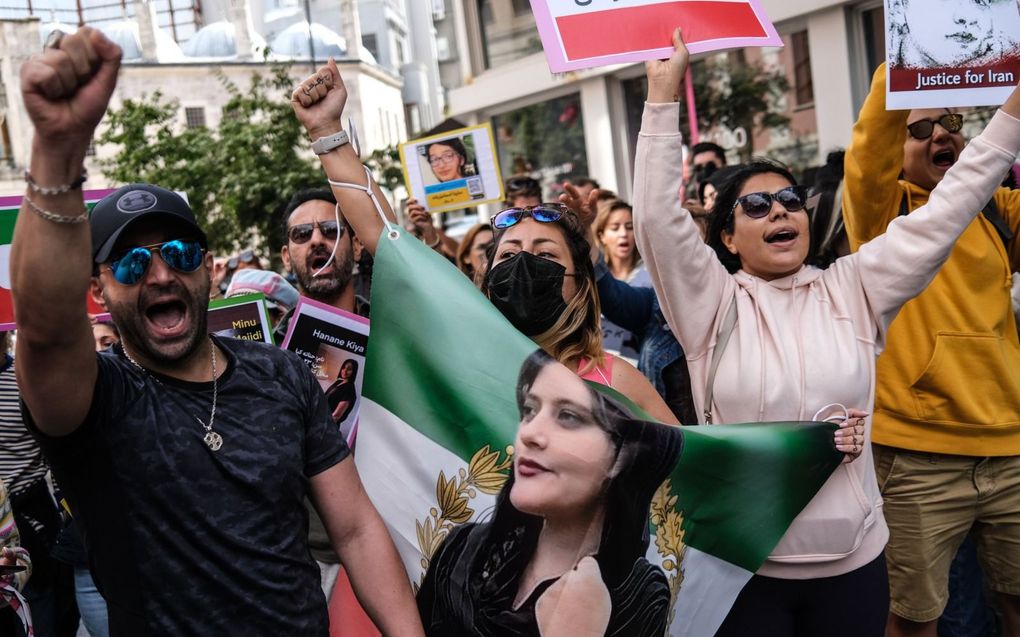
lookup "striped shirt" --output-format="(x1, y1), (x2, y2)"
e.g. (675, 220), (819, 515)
(0, 356), (49, 495)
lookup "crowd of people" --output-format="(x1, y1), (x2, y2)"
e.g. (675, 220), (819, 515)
(1, 21), (1020, 637)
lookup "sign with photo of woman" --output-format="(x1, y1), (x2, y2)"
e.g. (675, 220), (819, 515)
(885, 0), (1020, 108)
(399, 123), (505, 213)
(281, 297), (370, 444)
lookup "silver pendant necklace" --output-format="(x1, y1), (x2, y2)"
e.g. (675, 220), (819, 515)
(122, 339), (223, 451)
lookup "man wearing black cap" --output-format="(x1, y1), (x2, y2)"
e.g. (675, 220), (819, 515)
(11, 27), (423, 636)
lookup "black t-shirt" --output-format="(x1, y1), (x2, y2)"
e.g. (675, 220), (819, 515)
(23, 336), (349, 636)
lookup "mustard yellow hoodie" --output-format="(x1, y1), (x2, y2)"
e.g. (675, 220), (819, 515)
(843, 65), (1020, 455)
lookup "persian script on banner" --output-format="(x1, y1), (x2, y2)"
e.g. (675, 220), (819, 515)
(529, 0), (783, 73)
(885, 0), (1020, 109)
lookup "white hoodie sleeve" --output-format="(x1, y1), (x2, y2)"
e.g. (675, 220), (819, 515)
(848, 109), (1020, 334)
(632, 102), (736, 358)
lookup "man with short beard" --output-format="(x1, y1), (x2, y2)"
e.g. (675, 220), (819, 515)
(10, 28), (423, 636)
(276, 188), (368, 600)
(274, 188), (367, 346)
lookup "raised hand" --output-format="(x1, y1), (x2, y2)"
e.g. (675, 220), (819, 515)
(535, 556), (611, 637)
(559, 182), (600, 228)
(645, 27), (689, 104)
(405, 199), (439, 245)
(291, 58), (348, 140)
(834, 409), (868, 464)
(20, 27), (122, 150)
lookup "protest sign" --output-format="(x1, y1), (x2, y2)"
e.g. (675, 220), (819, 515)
(399, 123), (504, 213)
(529, 0), (782, 73)
(208, 293), (273, 344)
(281, 297), (369, 444)
(0, 189), (115, 329)
(885, 0), (1020, 109)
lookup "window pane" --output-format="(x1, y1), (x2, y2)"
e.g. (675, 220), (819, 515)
(476, 0), (542, 69)
(861, 7), (886, 76)
(492, 94), (588, 195)
(792, 30), (814, 106)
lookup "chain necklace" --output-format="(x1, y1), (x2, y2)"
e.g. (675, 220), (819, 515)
(122, 339), (223, 452)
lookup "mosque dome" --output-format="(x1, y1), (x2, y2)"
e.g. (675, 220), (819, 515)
(269, 21), (346, 60)
(99, 19), (185, 62)
(182, 20), (267, 59)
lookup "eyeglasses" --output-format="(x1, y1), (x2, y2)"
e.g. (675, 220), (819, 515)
(428, 151), (459, 166)
(107, 239), (205, 285)
(287, 220), (344, 244)
(730, 185), (809, 219)
(907, 113), (963, 140)
(491, 203), (568, 229)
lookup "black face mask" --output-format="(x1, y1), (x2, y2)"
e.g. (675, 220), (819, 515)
(485, 251), (569, 336)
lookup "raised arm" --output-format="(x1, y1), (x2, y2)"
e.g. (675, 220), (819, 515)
(842, 63), (909, 249)
(632, 29), (734, 357)
(11, 28), (121, 435)
(595, 258), (655, 332)
(850, 80), (1020, 328)
(291, 59), (397, 255)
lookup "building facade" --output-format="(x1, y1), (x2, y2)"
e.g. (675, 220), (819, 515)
(442, 0), (889, 207)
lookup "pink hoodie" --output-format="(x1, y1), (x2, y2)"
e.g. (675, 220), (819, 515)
(633, 102), (1020, 579)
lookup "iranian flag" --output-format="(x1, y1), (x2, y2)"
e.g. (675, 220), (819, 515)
(351, 229), (841, 636)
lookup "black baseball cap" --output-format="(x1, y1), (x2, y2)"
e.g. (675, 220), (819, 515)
(91, 184), (208, 263)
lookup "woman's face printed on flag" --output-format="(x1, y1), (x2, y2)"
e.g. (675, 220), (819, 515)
(511, 362), (615, 521)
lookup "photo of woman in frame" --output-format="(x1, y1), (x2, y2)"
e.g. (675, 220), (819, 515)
(416, 349), (681, 636)
(420, 136), (479, 186)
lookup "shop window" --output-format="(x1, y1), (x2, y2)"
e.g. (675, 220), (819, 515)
(492, 93), (588, 192)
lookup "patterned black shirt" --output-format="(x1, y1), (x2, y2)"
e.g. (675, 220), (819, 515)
(23, 336), (349, 636)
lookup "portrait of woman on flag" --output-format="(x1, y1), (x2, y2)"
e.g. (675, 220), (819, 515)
(416, 348), (681, 637)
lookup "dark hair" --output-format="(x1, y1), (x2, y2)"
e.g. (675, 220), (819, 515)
(338, 358), (360, 380)
(706, 160), (799, 274)
(572, 176), (600, 190)
(426, 138), (468, 163)
(691, 142), (727, 166)
(281, 188), (355, 241)
(481, 207), (604, 369)
(471, 349), (684, 588)
(504, 176), (542, 204)
(806, 150), (846, 268)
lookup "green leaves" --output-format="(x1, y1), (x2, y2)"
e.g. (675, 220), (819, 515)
(98, 63), (323, 260)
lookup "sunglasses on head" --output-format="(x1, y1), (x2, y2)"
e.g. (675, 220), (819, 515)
(491, 203), (568, 230)
(227, 249), (255, 270)
(505, 177), (541, 192)
(287, 220), (344, 244)
(907, 113), (963, 140)
(107, 239), (205, 286)
(730, 185), (809, 219)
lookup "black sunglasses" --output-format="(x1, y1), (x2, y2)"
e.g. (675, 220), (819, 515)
(491, 203), (568, 230)
(505, 176), (541, 192)
(287, 220), (344, 244)
(730, 185), (809, 219)
(907, 113), (963, 140)
(107, 239), (206, 286)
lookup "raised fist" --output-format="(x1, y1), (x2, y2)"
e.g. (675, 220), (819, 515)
(645, 27), (690, 104)
(291, 58), (349, 141)
(20, 27), (122, 147)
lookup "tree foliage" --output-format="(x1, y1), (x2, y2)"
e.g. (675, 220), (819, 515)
(680, 54), (791, 161)
(98, 64), (323, 255)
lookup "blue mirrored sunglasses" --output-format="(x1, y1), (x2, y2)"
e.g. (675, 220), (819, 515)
(107, 239), (206, 285)
(490, 204), (568, 230)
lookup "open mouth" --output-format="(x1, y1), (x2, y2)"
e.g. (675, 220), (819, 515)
(309, 253), (332, 272)
(145, 299), (187, 334)
(933, 149), (956, 169)
(765, 229), (799, 244)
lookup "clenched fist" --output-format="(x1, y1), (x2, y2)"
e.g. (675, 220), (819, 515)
(291, 58), (349, 141)
(20, 27), (121, 149)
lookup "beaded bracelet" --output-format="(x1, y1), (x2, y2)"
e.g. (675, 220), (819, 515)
(23, 194), (89, 224)
(24, 169), (88, 196)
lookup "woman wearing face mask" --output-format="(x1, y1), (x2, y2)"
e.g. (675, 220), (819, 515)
(480, 198), (677, 425)
(634, 30), (1020, 636)
(290, 61), (677, 429)
(417, 349), (682, 636)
